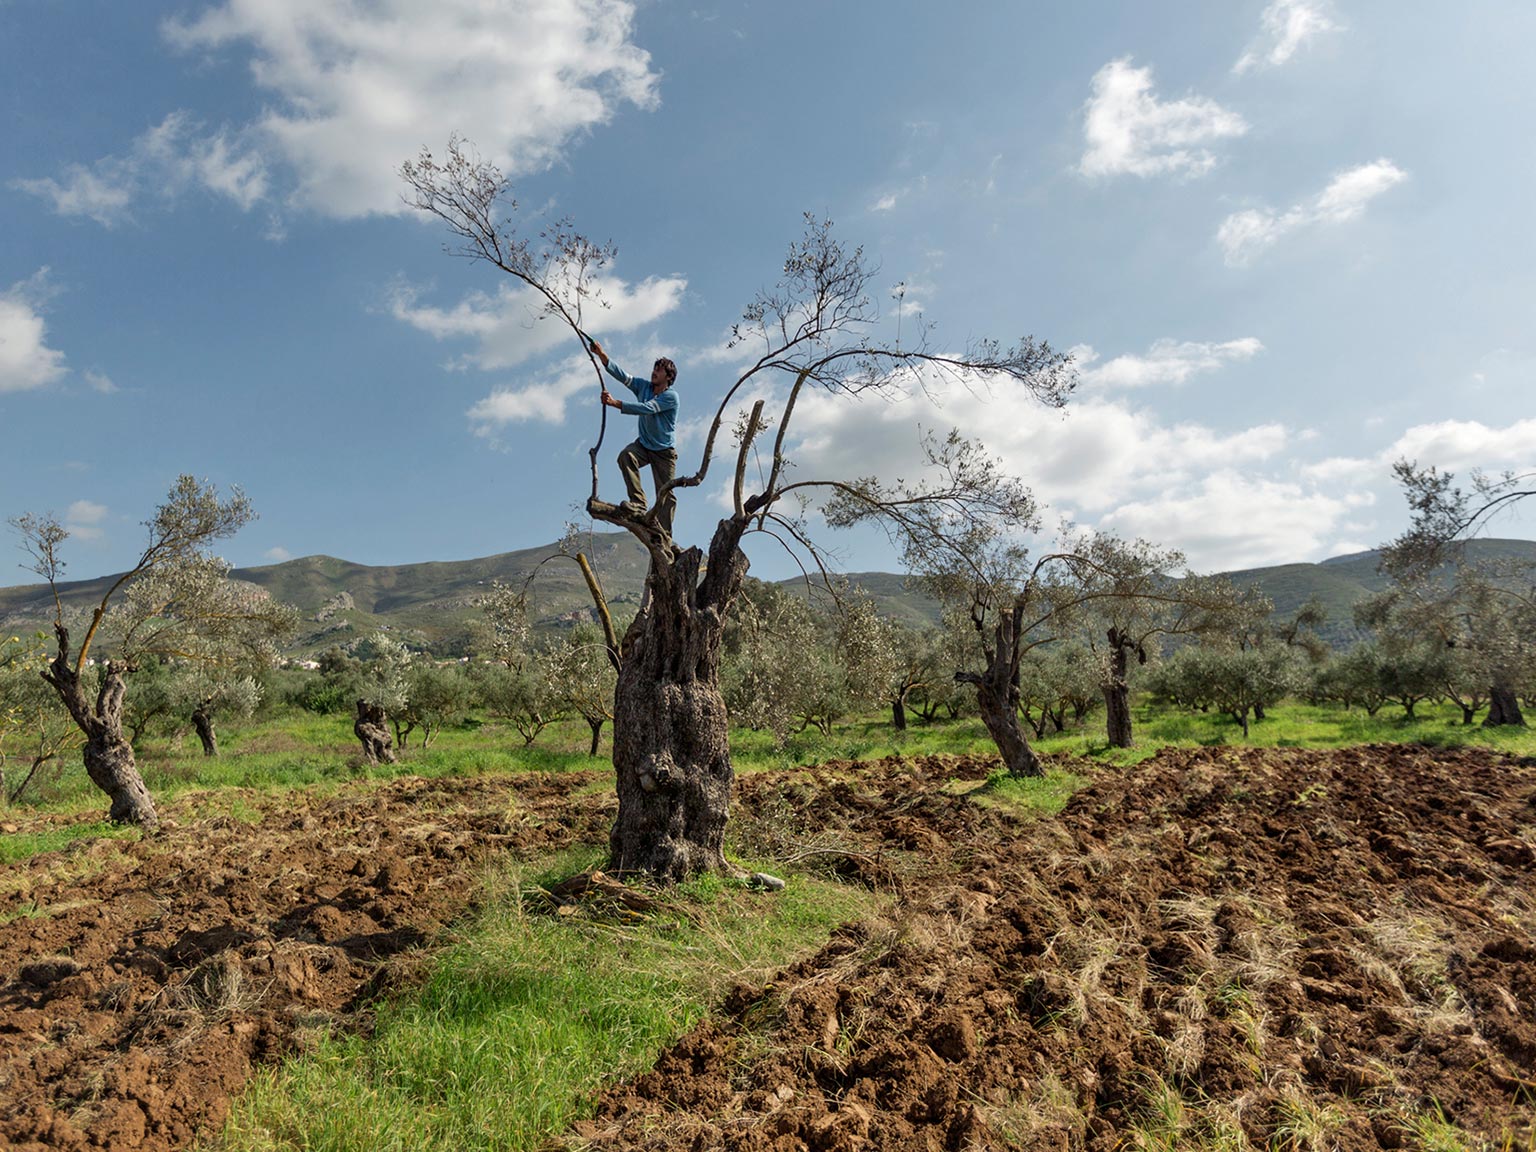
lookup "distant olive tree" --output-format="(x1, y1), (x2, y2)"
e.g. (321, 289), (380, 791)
(722, 579), (829, 748)
(0, 632), (82, 804)
(1383, 460), (1536, 727)
(180, 673), (262, 757)
(545, 622), (618, 756)
(10, 478), (295, 828)
(395, 662), (475, 749)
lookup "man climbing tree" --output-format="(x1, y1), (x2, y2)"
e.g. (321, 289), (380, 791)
(591, 339), (679, 537)
(404, 138), (1074, 882)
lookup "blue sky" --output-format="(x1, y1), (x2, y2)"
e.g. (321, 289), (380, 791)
(4, 0), (1534, 585)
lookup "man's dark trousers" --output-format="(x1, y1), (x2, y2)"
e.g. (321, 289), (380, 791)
(618, 440), (677, 536)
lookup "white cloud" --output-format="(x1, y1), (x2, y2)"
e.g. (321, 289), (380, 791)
(0, 270), (68, 393)
(751, 363), (1327, 571)
(1386, 418), (1536, 474)
(1296, 417), (1536, 525)
(1096, 472), (1355, 571)
(65, 500), (109, 541)
(392, 270), (686, 372)
(163, 0), (660, 218)
(1300, 455), (1381, 484)
(468, 355), (596, 433)
(705, 355), (1519, 571)
(1079, 58), (1247, 180)
(264, 546), (293, 562)
(1234, 0), (1341, 74)
(84, 370), (118, 394)
(13, 112), (268, 225)
(870, 194), (898, 212)
(1218, 158), (1407, 265)
(1072, 337), (1263, 390)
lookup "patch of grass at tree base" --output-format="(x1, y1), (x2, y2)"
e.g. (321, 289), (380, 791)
(218, 849), (880, 1152)
(962, 765), (1091, 818)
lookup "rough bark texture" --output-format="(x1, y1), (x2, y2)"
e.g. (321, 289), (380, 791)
(608, 524), (749, 883)
(354, 700), (397, 764)
(41, 627), (159, 831)
(891, 695), (908, 732)
(1102, 631), (1134, 749)
(191, 706), (217, 757)
(957, 608), (1042, 779)
(1484, 681), (1527, 728)
(587, 718), (603, 757)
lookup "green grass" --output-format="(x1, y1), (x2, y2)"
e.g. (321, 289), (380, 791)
(729, 713), (995, 773)
(9, 695), (1536, 867)
(0, 819), (138, 865)
(1028, 697), (1536, 766)
(965, 764), (1090, 818)
(218, 852), (879, 1152)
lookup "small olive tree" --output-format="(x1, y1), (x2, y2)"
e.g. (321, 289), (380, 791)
(10, 478), (295, 828)
(545, 622), (618, 756)
(0, 632), (82, 804)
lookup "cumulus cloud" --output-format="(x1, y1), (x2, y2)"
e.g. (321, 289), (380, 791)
(163, 0), (660, 218)
(264, 546), (293, 562)
(869, 194), (898, 212)
(392, 269), (686, 373)
(65, 500), (109, 541)
(1299, 417), (1536, 526)
(1096, 472), (1356, 571)
(0, 270), (69, 393)
(1073, 337), (1264, 390)
(1387, 418), (1536, 474)
(721, 358), (1338, 571)
(468, 355), (594, 434)
(13, 112), (267, 226)
(1218, 158), (1407, 265)
(1234, 0), (1341, 74)
(1079, 58), (1247, 180)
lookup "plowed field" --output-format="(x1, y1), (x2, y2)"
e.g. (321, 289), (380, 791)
(4, 745), (1535, 1151)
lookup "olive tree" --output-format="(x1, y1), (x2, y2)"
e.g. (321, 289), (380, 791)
(179, 673), (262, 756)
(722, 578), (830, 748)
(355, 631), (413, 762)
(406, 139), (1073, 879)
(395, 662), (475, 748)
(1382, 460), (1536, 726)
(0, 633), (82, 804)
(545, 622), (618, 756)
(10, 478), (294, 829)
(1053, 534), (1266, 748)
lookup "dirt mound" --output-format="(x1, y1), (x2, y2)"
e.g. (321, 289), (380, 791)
(0, 771), (613, 1151)
(577, 745), (1536, 1150)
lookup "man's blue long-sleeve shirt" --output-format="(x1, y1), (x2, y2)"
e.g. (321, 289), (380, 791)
(606, 360), (678, 451)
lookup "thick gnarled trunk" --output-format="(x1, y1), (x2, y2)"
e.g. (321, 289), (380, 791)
(1485, 680), (1527, 728)
(42, 626), (159, 831)
(191, 705), (218, 757)
(609, 527), (749, 883)
(1102, 630), (1134, 749)
(957, 607), (1042, 778)
(354, 700), (397, 764)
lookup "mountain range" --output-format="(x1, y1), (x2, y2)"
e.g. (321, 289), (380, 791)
(3, 534), (1532, 656)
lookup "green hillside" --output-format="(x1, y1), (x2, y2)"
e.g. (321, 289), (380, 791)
(3, 537), (1531, 657)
